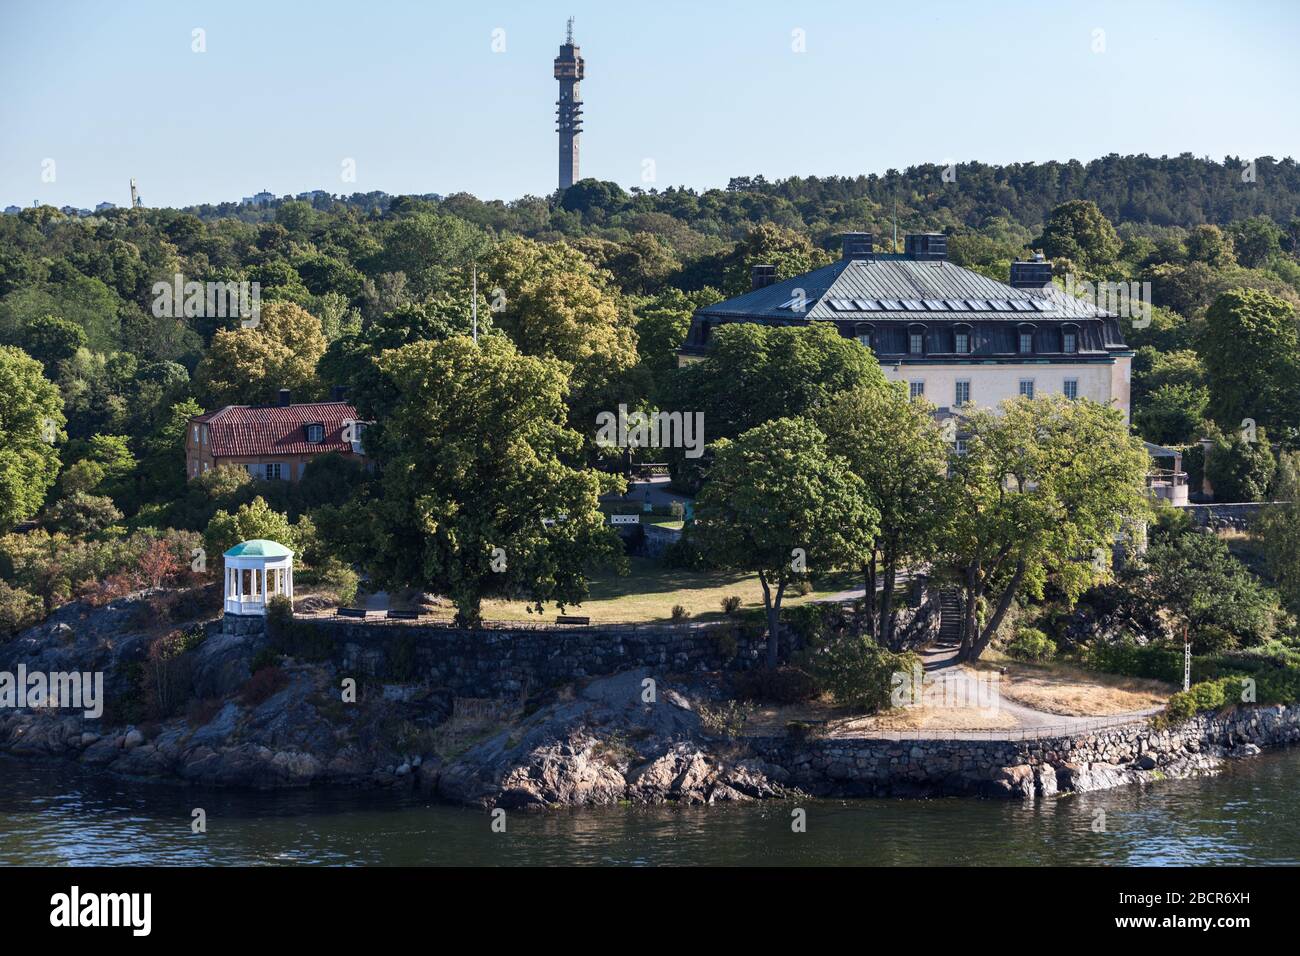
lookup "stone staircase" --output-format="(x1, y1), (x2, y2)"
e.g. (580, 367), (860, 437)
(937, 587), (963, 646)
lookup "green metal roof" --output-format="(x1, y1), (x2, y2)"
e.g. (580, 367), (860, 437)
(224, 539), (293, 558)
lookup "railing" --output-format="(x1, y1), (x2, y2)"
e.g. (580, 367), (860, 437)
(819, 712), (1160, 743)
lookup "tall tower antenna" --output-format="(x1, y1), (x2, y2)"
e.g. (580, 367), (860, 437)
(130, 178), (140, 208)
(553, 18), (585, 190)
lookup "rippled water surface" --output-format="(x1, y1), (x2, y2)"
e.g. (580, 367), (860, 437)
(2, 750), (1298, 866)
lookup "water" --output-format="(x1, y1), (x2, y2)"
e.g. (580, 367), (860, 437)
(2, 749), (1299, 866)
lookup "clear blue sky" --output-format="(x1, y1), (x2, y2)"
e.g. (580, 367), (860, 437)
(2, 0), (1297, 209)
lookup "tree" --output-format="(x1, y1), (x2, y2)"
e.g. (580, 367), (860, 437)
(721, 223), (835, 296)
(194, 301), (327, 408)
(1184, 224), (1236, 268)
(0, 345), (64, 529)
(1197, 289), (1299, 436)
(1139, 532), (1277, 650)
(666, 321), (887, 489)
(1258, 500), (1300, 617)
(204, 496), (301, 571)
(41, 492), (122, 535)
(1229, 216), (1284, 268)
(941, 396), (1150, 662)
(1133, 382), (1210, 445)
(12, 314), (86, 374)
(484, 237), (639, 436)
(816, 383), (950, 648)
(1205, 431), (1277, 502)
(1038, 200), (1121, 272)
(693, 417), (878, 668)
(353, 335), (625, 627)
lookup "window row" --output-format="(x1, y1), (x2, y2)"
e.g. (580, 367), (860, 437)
(857, 323), (1080, 356)
(907, 378), (1081, 403)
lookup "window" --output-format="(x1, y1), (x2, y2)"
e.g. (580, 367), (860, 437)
(193, 425), (199, 443)
(908, 328), (925, 354)
(1063, 378), (1079, 400)
(1019, 379), (1035, 398)
(306, 424), (324, 443)
(955, 380), (971, 405)
(1062, 328), (1078, 353)
(1018, 327), (1035, 354)
(261, 463), (283, 480)
(955, 439), (968, 455)
(954, 327), (971, 354)
(856, 329), (873, 351)
(909, 381), (925, 400)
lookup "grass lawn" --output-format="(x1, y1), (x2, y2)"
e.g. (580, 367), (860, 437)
(418, 557), (859, 625)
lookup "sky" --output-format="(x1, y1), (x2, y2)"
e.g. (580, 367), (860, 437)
(2, 0), (1298, 209)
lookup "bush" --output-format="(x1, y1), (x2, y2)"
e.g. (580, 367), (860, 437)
(721, 595), (742, 616)
(670, 604), (690, 624)
(266, 595), (333, 661)
(0, 581), (43, 639)
(807, 635), (917, 712)
(1158, 676), (1237, 726)
(709, 624), (738, 660)
(730, 665), (820, 705)
(661, 534), (707, 570)
(1006, 627), (1056, 662)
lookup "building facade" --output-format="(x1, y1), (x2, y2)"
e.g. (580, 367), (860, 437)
(186, 391), (367, 482)
(678, 233), (1132, 421)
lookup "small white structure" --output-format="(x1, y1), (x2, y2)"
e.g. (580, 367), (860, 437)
(223, 539), (294, 615)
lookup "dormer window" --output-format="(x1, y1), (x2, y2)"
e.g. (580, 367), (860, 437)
(1018, 324), (1036, 354)
(306, 423), (324, 444)
(1062, 325), (1078, 354)
(856, 324), (874, 351)
(908, 325), (926, 355)
(954, 324), (972, 355)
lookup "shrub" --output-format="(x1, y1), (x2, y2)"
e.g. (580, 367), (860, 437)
(661, 534), (707, 570)
(794, 579), (814, 596)
(0, 581), (43, 639)
(1158, 676), (1238, 726)
(721, 595), (742, 616)
(1006, 627), (1056, 662)
(266, 595), (334, 661)
(807, 635), (917, 712)
(250, 646), (282, 674)
(670, 604), (690, 625)
(709, 624), (738, 661)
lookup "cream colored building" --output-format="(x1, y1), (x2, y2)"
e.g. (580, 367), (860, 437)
(678, 233), (1133, 421)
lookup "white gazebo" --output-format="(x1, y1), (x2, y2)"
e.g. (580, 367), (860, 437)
(223, 539), (294, 615)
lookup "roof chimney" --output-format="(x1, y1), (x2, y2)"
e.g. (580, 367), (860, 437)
(751, 263), (777, 290)
(278, 388), (292, 407)
(841, 233), (873, 261)
(1009, 253), (1053, 289)
(904, 233), (948, 261)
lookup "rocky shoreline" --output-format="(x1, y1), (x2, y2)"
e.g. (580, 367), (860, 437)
(0, 597), (1293, 808)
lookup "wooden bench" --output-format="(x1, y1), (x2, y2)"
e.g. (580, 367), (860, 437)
(385, 610), (420, 621)
(336, 607), (369, 619)
(555, 615), (590, 625)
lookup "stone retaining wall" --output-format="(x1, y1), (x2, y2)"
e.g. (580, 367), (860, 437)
(1179, 501), (1285, 531)
(748, 704), (1300, 798)
(313, 619), (773, 698)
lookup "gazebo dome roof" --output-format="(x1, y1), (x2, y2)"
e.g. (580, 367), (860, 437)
(224, 539), (293, 559)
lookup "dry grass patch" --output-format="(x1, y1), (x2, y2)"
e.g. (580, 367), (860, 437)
(982, 659), (1173, 716)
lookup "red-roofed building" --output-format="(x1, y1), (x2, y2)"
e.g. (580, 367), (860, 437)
(186, 390), (369, 482)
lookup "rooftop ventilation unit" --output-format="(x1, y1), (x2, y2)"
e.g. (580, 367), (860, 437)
(751, 264), (777, 290)
(904, 233), (948, 261)
(1010, 255), (1053, 289)
(841, 233), (873, 261)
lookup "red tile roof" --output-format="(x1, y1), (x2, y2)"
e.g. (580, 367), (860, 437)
(192, 402), (365, 458)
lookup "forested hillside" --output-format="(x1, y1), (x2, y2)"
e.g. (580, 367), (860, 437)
(1, 151), (1299, 639)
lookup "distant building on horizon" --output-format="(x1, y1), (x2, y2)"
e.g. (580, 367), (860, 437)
(95, 201), (117, 212)
(240, 190), (276, 207)
(553, 18), (585, 190)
